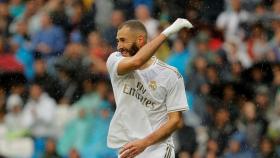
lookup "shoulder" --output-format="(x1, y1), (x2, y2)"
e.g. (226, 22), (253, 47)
(106, 51), (125, 75)
(110, 51), (122, 57)
(107, 51), (122, 60)
(106, 52), (122, 64)
(155, 59), (182, 80)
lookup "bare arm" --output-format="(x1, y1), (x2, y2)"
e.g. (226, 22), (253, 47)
(117, 18), (193, 75)
(117, 34), (167, 75)
(119, 111), (184, 158)
(144, 111), (183, 145)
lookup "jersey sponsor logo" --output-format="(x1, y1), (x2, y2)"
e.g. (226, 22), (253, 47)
(122, 81), (156, 110)
(148, 80), (157, 91)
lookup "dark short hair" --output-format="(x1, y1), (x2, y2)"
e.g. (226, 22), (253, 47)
(118, 20), (147, 39)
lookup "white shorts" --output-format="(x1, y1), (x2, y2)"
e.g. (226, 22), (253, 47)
(118, 143), (174, 158)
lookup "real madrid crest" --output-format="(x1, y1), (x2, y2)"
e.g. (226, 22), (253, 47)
(149, 80), (157, 90)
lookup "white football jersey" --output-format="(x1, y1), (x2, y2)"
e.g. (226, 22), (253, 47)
(106, 52), (188, 149)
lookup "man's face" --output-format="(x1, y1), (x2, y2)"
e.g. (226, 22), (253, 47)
(116, 27), (140, 57)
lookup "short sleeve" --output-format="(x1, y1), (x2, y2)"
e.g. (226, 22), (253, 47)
(166, 77), (189, 113)
(106, 52), (124, 78)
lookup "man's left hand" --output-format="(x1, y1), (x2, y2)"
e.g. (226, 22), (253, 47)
(119, 139), (148, 158)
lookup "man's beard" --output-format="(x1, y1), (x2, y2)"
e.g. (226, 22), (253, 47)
(119, 42), (139, 56)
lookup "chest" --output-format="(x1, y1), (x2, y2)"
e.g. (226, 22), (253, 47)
(121, 71), (169, 103)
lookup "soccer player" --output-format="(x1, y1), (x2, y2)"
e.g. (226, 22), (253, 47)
(106, 18), (193, 158)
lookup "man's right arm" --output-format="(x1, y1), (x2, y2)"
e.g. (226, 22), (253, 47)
(117, 18), (193, 75)
(117, 34), (167, 75)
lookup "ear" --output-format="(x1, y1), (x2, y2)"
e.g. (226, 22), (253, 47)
(137, 35), (145, 47)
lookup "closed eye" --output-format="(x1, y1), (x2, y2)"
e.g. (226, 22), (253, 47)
(119, 38), (125, 42)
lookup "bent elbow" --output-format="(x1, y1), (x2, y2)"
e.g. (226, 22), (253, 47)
(173, 117), (184, 129)
(131, 58), (144, 69)
(168, 112), (185, 130)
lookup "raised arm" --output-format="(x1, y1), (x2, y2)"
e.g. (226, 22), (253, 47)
(117, 18), (193, 75)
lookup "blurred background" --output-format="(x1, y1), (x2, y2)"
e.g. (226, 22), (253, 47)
(0, 0), (280, 158)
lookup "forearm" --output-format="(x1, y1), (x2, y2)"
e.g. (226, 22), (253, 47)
(132, 34), (167, 66)
(119, 114), (182, 158)
(143, 115), (182, 147)
(116, 18), (192, 75)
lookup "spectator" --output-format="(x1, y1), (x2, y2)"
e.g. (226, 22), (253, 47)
(236, 101), (268, 150)
(0, 109), (7, 157)
(102, 9), (125, 49)
(0, 1), (13, 37)
(135, 4), (159, 40)
(223, 132), (254, 158)
(221, 83), (239, 122)
(133, 0), (153, 14)
(208, 107), (236, 156)
(255, 86), (271, 113)
(193, 31), (217, 65)
(0, 86), (5, 111)
(166, 38), (191, 78)
(87, 31), (109, 74)
(68, 148), (80, 158)
(222, 37), (252, 68)
(42, 138), (61, 158)
(205, 138), (219, 157)
(5, 94), (27, 136)
(269, 20), (280, 61)
(81, 98), (116, 158)
(22, 83), (56, 158)
(176, 124), (198, 157)
(216, 0), (250, 41)
(10, 20), (34, 81)
(8, 0), (35, 30)
(256, 137), (278, 158)
(20, 0), (42, 36)
(94, 0), (113, 31)
(33, 58), (63, 102)
(227, 61), (243, 82)
(200, 0), (224, 23)
(67, 0), (95, 40)
(51, 99), (74, 139)
(8, 74), (26, 100)
(1, 94), (33, 158)
(57, 108), (92, 157)
(186, 56), (207, 94)
(0, 36), (24, 73)
(163, 0), (186, 22)
(30, 11), (65, 59)
(192, 81), (211, 124)
(246, 23), (269, 63)
(46, 0), (69, 32)
(87, 31), (109, 61)
(8, 0), (25, 19)
(154, 24), (171, 61)
(72, 75), (102, 117)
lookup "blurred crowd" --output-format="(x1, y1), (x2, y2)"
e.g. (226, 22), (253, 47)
(0, 0), (280, 158)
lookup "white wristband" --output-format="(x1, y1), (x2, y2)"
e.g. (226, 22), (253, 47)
(162, 18), (193, 37)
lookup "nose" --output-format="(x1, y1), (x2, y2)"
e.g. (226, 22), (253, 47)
(117, 42), (123, 51)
